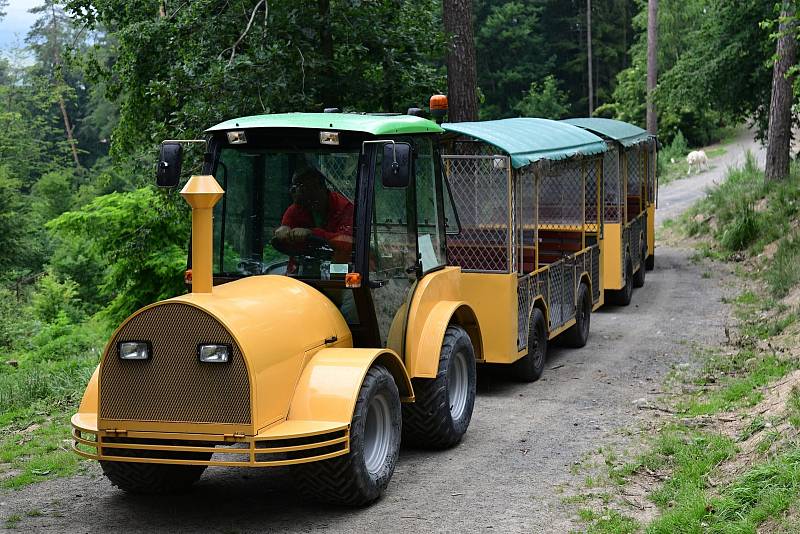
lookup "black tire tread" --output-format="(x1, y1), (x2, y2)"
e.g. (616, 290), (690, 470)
(294, 365), (400, 506)
(509, 308), (547, 382)
(562, 282), (591, 348)
(402, 325), (475, 450)
(100, 445), (209, 494)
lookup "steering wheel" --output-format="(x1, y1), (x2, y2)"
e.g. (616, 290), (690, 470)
(270, 234), (334, 261)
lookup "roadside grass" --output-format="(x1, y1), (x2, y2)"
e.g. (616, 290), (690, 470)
(577, 508), (639, 534)
(0, 320), (103, 488)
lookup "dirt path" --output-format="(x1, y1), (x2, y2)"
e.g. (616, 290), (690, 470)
(0, 135), (762, 534)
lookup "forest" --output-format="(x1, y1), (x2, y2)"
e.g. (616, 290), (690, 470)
(0, 0), (797, 491)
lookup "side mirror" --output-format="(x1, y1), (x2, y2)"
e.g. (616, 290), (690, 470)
(156, 142), (183, 187)
(381, 142), (412, 188)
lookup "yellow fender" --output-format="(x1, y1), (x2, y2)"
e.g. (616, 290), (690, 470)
(406, 300), (482, 378)
(287, 348), (414, 425)
(78, 365), (100, 416)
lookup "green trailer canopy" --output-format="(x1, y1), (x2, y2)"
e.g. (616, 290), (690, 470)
(562, 118), (653, 148)
(206, 112), (443, 136)
(441, 118), (607, 169)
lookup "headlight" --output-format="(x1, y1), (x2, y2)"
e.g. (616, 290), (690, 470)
(198, 344), (230, 363)
(119, 341), (150, 360)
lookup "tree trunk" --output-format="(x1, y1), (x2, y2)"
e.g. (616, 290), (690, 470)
(50, 3), (82, 171)
(587, 0), (593, 115)
(443, 0), (478, 122)
(318, 0), (336, 109)
(765, 3), (797, 182)
(646, 0), (658, 135)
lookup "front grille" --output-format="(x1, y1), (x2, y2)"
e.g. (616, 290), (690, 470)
(99, 303), (251, 425)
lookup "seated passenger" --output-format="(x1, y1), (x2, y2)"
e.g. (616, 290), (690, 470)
(273, 167), (354, 263)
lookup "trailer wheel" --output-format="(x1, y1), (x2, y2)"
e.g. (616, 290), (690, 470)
(100, 440), (211, 494)
(562, 282), (591, 348)
(633, 242), (646, 288)
(611, 254), (634, 306)
(402, 325), (476, 449)
(294, 364), (401, 506)
(510, 307), (548, 382)
(646, 253), (655, 271)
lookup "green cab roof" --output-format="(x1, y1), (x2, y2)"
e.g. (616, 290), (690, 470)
(442, 118), (607, 169)
(562, 118), (653, 148)
(206, 112), (444, 135)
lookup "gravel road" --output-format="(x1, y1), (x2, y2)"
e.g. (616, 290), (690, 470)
(0, 132), (765, 533)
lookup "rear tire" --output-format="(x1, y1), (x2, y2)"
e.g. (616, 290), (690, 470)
(100, 440), (211, 494)
(294, 364), (401, 506)
(510, 307), (548, 382)
(611, 254), (634, 306)
(402, 325), (477, 449)
(633, 242), (646, 288)
(646, 253), (655, 271)
(562, 282), (591, 348)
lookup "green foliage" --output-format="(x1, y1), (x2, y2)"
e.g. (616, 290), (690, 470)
(66, 0), (445, 156)
(514, 75), (571, 119)
(601, 0), (775, 145)
(31, 273), (80, 324)
(48, 187), (190, 324)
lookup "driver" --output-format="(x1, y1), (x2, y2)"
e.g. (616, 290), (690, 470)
(273, 167), (354, 262)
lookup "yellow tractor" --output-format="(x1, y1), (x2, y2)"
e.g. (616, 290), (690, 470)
(72, 112), (481, 505)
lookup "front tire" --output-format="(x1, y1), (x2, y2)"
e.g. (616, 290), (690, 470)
(294, 364), (401, 506)
(562, 282), (591, 348)
(510, 307), (548, 382)
(100, 440), (211, 494)
(402, 325), (477, 449)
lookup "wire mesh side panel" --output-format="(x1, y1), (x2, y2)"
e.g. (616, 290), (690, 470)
(539, 161), (584, 231)
(443, 155), (511, 272)
(546, 259), (577, 331)
(518, 167), (537, 273)
(603, 146), (622, 223)
(517, 275), (531, 350)
(591, 245), (600, 303)
(621, 223), (630, 279)
(516, 270), (549, 351)
(585, 157), (601, 234)
(646, 144), (656, 206)
(626, 147), (644, 218)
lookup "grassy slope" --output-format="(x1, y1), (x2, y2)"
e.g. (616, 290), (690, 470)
(574, 157), (800, 533)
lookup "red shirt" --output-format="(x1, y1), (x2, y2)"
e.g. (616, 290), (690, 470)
(281, 191), (354, 260)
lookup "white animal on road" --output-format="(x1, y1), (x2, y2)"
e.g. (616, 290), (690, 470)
(686, 150), (709, 174)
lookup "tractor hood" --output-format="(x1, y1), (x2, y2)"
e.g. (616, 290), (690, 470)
(97, 276), (352, 435)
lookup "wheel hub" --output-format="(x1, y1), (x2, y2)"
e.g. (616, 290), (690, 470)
(449, 350), (469, 421)
(363, 392), (392, 475)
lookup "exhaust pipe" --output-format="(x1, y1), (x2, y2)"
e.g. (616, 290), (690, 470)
(180, 175), (224, 293)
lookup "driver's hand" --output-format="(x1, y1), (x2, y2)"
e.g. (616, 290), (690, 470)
(274, 225), (291, 241)
(289, 228), (312, 243)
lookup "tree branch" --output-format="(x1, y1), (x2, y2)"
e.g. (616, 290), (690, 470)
(220, 0), (267, 66)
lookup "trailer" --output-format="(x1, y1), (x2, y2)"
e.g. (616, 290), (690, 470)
(440, 118), (607, 380)
(564, 118), (657, 305)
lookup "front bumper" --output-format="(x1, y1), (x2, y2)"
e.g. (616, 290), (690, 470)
(71, 413), (350, 467)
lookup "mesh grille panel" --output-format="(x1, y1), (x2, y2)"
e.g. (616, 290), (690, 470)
(100, 303), (251, 425)
(604, 146), (622, 222)
(443, 154), (511, 272)
(540, 161), (583, 230)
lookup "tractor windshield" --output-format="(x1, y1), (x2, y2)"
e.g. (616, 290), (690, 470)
(212, 147), (359, 279)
